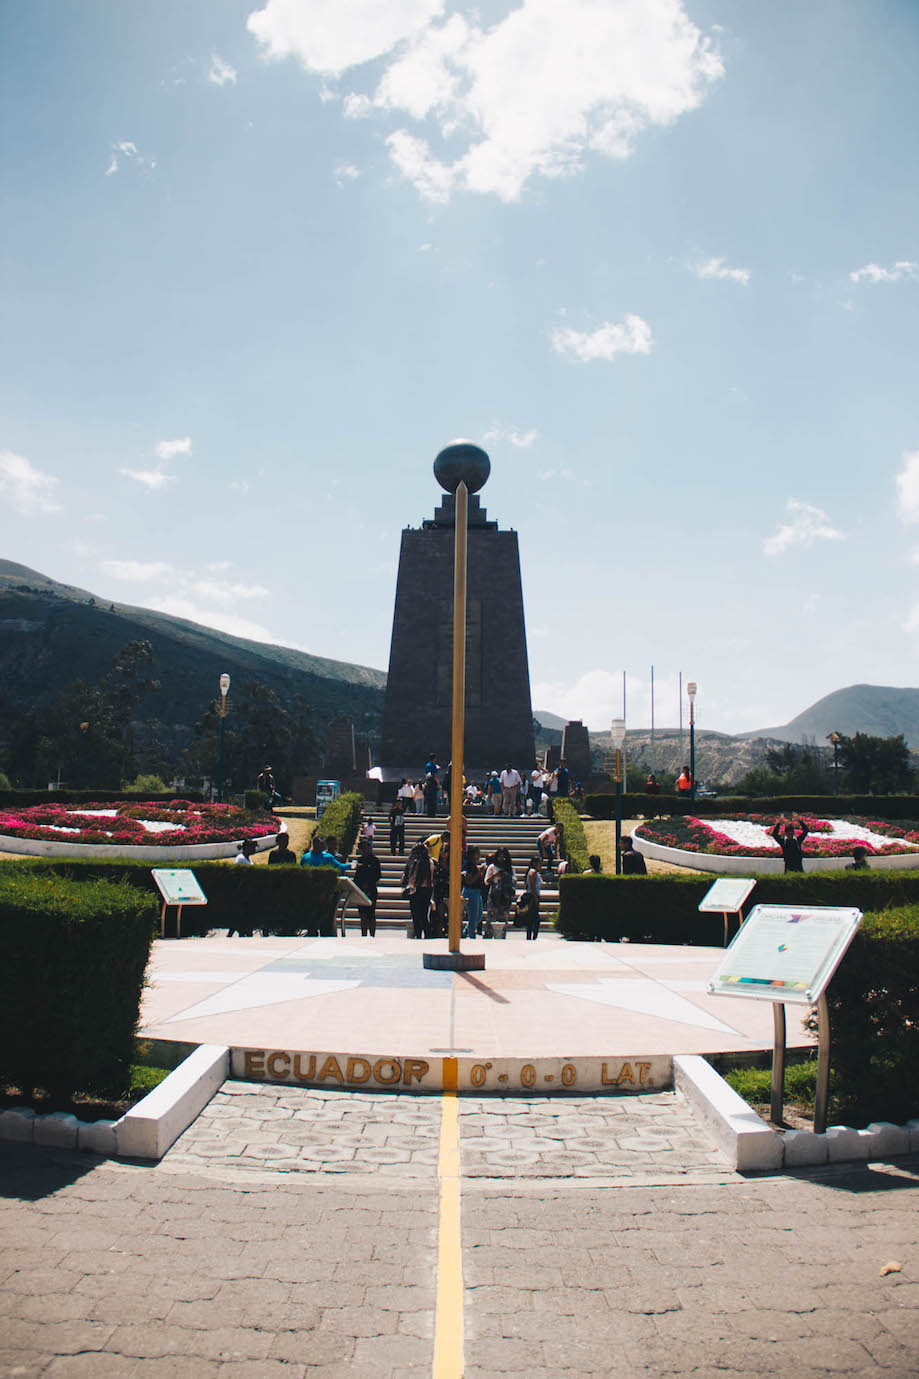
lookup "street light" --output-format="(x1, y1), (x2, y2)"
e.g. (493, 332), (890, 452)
(827, 731), (841, 795)
(610, 717), (626, 875)
(686, 682), (697, 803)
(216, 673), (231, 803)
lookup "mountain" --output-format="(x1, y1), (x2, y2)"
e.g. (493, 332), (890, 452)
(589, 729), (787, 787)
(741, 685), (919, 750)
(0, 560), (386, 749)
(533, 709), (569, 732)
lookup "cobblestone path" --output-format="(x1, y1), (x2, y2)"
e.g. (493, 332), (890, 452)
(1, 1085), (917, 1378)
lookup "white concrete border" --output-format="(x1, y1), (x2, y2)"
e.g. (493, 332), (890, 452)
(675, 1054), (919, 1170)
(634, 834), (919, 874)
(0, 1044), (229, 1161)
(0, 832), (279, 861)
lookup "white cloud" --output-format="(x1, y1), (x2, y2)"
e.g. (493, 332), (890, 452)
(101, 560), (176, 582)
(99, 559), (267, 606)
(231, 479), (250, 494)
(763, 499), (845, 556)
(694, 256), (750, 285)
(482, 423), (539, 449)
(208, 53), (238, 86)
(551, 314), (652, 363)
(247, 0), (723, 202)
(105, 140), (155, 176)
(895, 450), (919, 523)
(532, 668), (624, 729)
(0, 450), (60, 514)
(850, 260), (919, 285)
(119, 468), (176, 491)
(333, 162), (361, 185)
(145, 595), (278, 643)
(154, 436), (192, 461)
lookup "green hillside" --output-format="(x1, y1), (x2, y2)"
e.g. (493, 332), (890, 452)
(0, 560), (386, 747)
(742, 684), (919, 750)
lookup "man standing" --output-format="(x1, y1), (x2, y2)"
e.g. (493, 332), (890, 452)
(555, 759), (570, 798)
(770, 815), (808, 873)
(499, 763), (522, 817)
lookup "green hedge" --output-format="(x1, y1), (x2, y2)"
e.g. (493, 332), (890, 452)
(556, 866), (919, 944)
(549, 797), (588, 872)
(0, 871), (157, 1100)
(811, 904), (919, 1123)
(0, 858), (341, 938)
(584, 793), (919, 821)
(0, 790), (205, 808)
(315, 790), (364, 856)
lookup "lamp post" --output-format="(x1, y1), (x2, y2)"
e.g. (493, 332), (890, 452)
(76, 721), (89, 789)
(827, 731), (841, 795)
(216, 673), (230, 803)
(610, 717), (626, 875)
(687, 682), (697, 802)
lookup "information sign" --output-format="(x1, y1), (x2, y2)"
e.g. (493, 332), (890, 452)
(151, 870), (208, 906)
(316, 779), (341, 819)
(708, 904), (862, 1006)
(698, 878), (756, 913)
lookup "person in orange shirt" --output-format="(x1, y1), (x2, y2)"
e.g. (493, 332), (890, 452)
(675, 765), (692, 796)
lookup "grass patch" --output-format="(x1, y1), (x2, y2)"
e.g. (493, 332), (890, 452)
(1, 1063), (171, 1121)
(723, 1059), (821, 1108)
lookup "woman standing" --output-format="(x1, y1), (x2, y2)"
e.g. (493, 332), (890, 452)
(353, 838), (382, 937)
(389, 797), (406, 855)
(461, 845), (486, 939)
(402, 841), (435, 939)
(484, 846), (515, 937)
(522, 856), (543, 940)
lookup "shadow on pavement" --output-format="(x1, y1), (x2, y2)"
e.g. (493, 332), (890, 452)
(0, 1143), (100, 1202)
(790, 1156), (919, 1194)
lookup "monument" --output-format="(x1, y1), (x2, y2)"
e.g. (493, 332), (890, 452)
(560, 720), (592, 782)
(380, 443), (535, 775)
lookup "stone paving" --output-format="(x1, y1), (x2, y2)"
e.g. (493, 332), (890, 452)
(1, 1085), (917, 1378)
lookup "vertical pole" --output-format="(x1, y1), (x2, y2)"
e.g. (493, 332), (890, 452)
(650, 665), (655, 772)
(622, 671), (627, 792)
(689, 699), (696, 803)
(771, 1003), (786, 1125)
(679, 671), (683, 764)
(217, 714), (226, 803)
(814, 993), (831, 1134)
(614, 749), (623, 875)
(448, 482), (468, 954)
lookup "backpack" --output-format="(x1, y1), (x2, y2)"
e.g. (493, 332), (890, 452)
(491, 869), (514, 907)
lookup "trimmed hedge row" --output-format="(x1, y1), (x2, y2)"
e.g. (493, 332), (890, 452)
(0, 790), (205, 808)
(0, 871), (157, 1100)
(315, 791), (364, 857)
(556, 866), (919, 945)
(549, 797), (589, 873)
(812, 904), (919, 1123)
(0, 858), (341, 939)
(584, 793), (919, 821)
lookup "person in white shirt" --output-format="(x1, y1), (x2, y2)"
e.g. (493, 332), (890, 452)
(499, 763), (522, 817)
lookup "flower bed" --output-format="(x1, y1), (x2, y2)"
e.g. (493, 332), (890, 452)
(0, 800), (279, 861)
(633, 814), (919, 874)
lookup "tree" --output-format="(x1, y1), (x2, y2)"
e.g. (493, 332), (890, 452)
(837, 733), (912, 795)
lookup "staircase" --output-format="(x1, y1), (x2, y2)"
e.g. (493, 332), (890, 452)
(344, 808), (561, 932)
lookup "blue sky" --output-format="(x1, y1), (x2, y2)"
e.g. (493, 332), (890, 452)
(2, 0), (918, 736)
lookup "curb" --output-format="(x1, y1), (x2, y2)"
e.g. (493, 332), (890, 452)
(675, 1054), (919, 1171)
(0, 1044), (228, 1161)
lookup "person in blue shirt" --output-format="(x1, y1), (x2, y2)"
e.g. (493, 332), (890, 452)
(300, 834), (348, 871)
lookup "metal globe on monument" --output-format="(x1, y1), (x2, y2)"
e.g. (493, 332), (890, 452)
(433, 441), (491, 495)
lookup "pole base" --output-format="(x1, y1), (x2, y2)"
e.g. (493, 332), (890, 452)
(422, 952), (486, 971)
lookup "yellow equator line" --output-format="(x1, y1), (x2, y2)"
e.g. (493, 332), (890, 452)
(433, 1058), (464, 1378)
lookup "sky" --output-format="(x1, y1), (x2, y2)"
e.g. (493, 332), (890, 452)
(2, 0), (918, 738)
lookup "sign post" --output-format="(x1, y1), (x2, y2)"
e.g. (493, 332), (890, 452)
(697, 877), (756, 946)
(316, 780), (340, 820)
(708, 904), (862, 1131)
(151, 869), (208, 939)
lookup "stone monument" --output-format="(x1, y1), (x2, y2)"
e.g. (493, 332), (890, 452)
(380, 443), (535, 774)
(560, 720), (592, 782)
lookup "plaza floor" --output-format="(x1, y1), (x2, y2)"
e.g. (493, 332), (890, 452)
(139, 931), (814, 1070)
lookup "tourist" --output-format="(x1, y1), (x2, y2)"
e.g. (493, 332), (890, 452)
(486, 769), (501, 814)
(676, 765), (692, 797)
(256, 765), (280, 807)
(299, 835), (348, 872)
(268, 832), (295, 865)
(362, 816), (376, 842)
(499, 762), (522, 817)
(646, 772), (661, 795)
(587, 854), (603, 874)
(555, 758), (570, 797)
(484, 847), (515, 935)
(520, 856), (543, 940)
(323, 835), (346, 863)
(234, 839), (257, 865)
(413, 780), (424, 814)
(770, 814), (808, 873)
(461, 845), (486, 939)
(402, 841), (435, 939)
(620, 836), (647, 875)
(529, 768), (544, 816)
(537, 820), (564, 870)
(847, 846), (870, 871)
(545, 766), (559, 816)
(389, 797), (406, 855)
(353, 839), (382, 937)
(424, 771), (440, 817)
(425, 752), (439, 776)
(398, 777), (414, 804)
